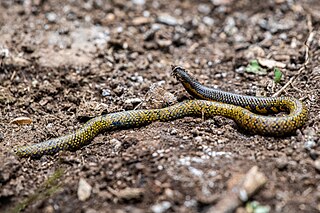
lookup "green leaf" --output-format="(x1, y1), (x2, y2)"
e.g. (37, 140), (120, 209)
(274, 67), (282, 83)
(245, 60), (267, 75)
(246, 201), (270, 213)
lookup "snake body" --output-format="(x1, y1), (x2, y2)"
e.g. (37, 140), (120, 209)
(13, 66), (308, 158)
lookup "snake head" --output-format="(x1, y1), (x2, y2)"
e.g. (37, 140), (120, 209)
(171, 65), (190, 82)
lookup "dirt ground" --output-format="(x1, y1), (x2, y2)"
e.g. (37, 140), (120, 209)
(0, 0), (320, 212)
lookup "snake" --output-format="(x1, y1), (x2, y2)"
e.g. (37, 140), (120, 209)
(13, 66), (308, 158)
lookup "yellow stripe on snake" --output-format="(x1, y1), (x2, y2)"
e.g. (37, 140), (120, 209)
(13, 66), (308, 158)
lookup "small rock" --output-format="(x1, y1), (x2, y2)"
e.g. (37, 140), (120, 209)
(224, 17), (237, 35)
(151, 201), (171, 213)
(314, 159), (320, 172)
(77, 178), (92, 201)
(258, 17), (295, 33)
(0, 48), (9, 59)
(203, 16), (214, 26)
(157, 14), (178, 26)
(46, 12), (58, 23)
(85, 209), (98, 213)
(198, 4), (211, 14)
(189, 167), (204, 177)
(235, 66), (245, 74)
(211, 0), (234, 6)
(276, 156), (288, 170)
(132, 0), (145, 5)
(303, 127), (317, 139)
(163, 92), (177, 105)
(156, 39), (172, 47)
(184, 199), (197, 208)
(43, 205), (54, 213)
(115, 188), (144, 200)
(125, 98), (142, 104)
(130, 75), (144, 83)
(110, 138), (122, 152)
(279, 33), (287, 40)
(304, 140), (316, 150)
(164, 188), (174, 199)
(195, 136), (203, 143)
(170, 129), (177, 135)
(102, 89), (111, 97)
(135, 162), (145, 170)
(132, 17), (152, 25)
(143, 11), (150, 17)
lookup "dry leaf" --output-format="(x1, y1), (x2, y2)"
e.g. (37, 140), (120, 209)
(10, 117), (32, 125)
(257, 57), (286, 69)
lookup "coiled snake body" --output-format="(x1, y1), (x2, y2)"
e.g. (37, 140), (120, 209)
(13, 66), (308, 158)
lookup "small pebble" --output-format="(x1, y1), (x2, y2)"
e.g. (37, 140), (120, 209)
(110, 138), (122, 152)
(77, 178), (92, 201)
(314, 159), (320, 172)
(116, 188), (144, 200)
(46, 12), (58, 23)
(304, 140), (316, 150)
(276, 156), (288, 170)
(235, 66), (245, 74)
(170, 129), (177, 135)
(224, 17), (237, 35)
(203, 16), (214, 26)
(151, 201), (171, 213)
(198, 4), (211, 14)
(102, 89), (111, 97)
(132, 0), (145, 5)
(44, 205), (54, 213)
(279, 33), (287, 40)
(157, 14), (178, 26)
(189, 167), (203, 177)
(195, 136), (203, 143)
(143, 11), (150, 17)
(125, 98), (142, 104)
(85, 209), (98, 213)
(130, 75), (144, 83)
(184, 199), (197, 208)
(0, 48), (9, 59)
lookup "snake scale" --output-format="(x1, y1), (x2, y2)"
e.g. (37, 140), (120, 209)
(13, 66), (308, 158)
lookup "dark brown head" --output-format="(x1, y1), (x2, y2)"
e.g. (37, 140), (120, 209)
(171, 65), (192, 83)
(170, 65), (204, 99)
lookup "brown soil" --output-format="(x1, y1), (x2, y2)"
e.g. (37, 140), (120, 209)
(1, 0), (320, 212)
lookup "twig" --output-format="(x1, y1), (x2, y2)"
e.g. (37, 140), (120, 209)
(272, 15), (314, 97)
(290, 81), (304, 94)
(206, 166), (267, 213)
